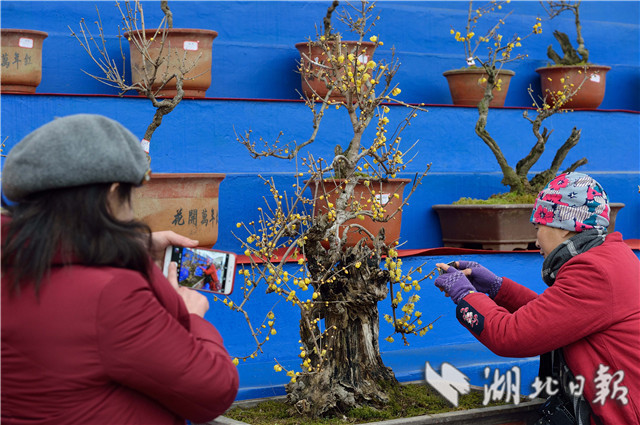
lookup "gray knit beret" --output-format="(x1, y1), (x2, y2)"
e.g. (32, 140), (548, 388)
(2, 114), (149, 201)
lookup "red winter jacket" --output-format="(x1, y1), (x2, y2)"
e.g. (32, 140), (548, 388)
(456, 232), (640, 425)
(1, 219), (239, 424)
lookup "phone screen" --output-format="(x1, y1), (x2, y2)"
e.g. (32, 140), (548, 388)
(164, 246), (236, 295)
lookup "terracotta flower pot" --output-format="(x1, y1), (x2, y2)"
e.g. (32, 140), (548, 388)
(0, 29), (48, 93)
(125, 28), (218, 98)
(132, 173), (225, 247)
(432, 203), (625, 251)
(536, 65), (611, 109)
(295, 40), (377, 101)
(310, 178), (410, 248)
(443, 68), (515, 107)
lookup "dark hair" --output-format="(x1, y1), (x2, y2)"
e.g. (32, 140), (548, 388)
(1, 183), (152, 294)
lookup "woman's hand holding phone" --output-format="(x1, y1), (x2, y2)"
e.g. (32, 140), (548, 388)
(150, 231), (199, 268)
(166, 261), (210, 317)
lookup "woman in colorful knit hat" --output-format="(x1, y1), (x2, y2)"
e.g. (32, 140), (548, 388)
(433, 172), (639, 425)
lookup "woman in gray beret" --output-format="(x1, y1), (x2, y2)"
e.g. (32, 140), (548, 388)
(1, 114), (239, 425)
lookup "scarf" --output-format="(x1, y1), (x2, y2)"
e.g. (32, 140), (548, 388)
(541, 228), (607, 287)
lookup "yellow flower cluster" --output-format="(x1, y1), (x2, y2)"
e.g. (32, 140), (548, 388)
(533, 17), (543, 34)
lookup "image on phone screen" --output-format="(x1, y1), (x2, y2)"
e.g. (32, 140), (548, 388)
(164, 246), (235, 295)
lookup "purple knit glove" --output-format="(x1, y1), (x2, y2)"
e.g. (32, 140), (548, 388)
(457, 261), (503, 299)
(434, 267), (475, 304)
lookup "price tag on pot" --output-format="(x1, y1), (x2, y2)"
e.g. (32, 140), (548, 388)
(140, 139), (150, 154)
(18, 38), (34, 49)
(466, 57), (476, 66)
(357, 54), (369, 64)
(590, 73), (601, 83)
(376, 193), (390, 206)
(183, 40), (199, 51)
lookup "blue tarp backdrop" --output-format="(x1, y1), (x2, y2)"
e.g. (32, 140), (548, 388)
(1, 0), (639, 401)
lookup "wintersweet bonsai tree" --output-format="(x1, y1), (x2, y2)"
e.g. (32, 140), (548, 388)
(540, 0), (588, 65)
(227, 1), (434, 417)
(69, 0), (198, 160)
(453, 1), (591, 200)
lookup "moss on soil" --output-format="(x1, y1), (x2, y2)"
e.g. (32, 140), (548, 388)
(453, 192), (537, 205)
(224, 383), (516, 425)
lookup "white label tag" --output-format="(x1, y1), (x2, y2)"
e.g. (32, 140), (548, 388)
(357, 54), (369, 64)
(183, 40), (199, 51)
(376, 193), (390, 206)
(18, 37), (34, 49)
(140, 139), (150, 154)
(589, 74), (601, 83)
(466, 57), (476, 66)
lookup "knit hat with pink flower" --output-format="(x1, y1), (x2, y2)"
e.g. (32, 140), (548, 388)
(530, 172), (610, 232)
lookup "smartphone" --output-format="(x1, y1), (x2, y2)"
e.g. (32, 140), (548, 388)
(163, 246), (236, 295)
(437, 261), (458, 275)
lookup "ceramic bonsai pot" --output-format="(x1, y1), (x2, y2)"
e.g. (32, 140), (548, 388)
(132, 173), (225, 247)
(0, 29), (48, 93)
(536, 65), (611, 109)
(310, 178), (410, 248)
(432, 203), (625, 251)
(443, 68), (515, 107)
(125, 28), (218, 98)
(295, 40), (377, 101)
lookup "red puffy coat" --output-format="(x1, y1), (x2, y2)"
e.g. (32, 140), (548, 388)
(1, 219), (239, 424)
(457, 232), (640, 424)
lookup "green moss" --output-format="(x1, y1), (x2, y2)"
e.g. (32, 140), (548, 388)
(544, 61), (592, 67)
(224, 383), (520, 424)
(453, 192), (537, 205)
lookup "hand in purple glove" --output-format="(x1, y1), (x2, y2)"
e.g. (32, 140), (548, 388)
(456, 260), (503, 299)
(434, 263), (475, 304)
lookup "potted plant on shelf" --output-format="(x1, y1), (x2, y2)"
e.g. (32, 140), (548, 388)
(295, 0), (377, 102)
(0, 28), (48, 93)
(125, 0), (218, 98)
(230, 0), (435, 418)
(433, 6), (623, 250)
(69, 0), (223, 246)
(442, 0), (539, 107)
(536, 0), (610, 109)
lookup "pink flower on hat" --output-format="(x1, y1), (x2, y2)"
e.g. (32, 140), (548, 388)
(542, 193), (569, 206)
(575, 221), (593, 232)
(586, 186), (602, 201)
(549, 174), (569, 190)
(533, 206), (554, 225)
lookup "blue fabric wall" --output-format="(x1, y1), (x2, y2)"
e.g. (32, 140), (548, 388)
(2, 1), (639, 109)
(1, 1), (639, 401)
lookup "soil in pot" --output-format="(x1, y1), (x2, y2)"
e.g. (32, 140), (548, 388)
(223, 382), (539, 425)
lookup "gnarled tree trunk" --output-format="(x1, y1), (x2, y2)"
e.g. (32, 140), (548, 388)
(286, 237), (397, 417)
